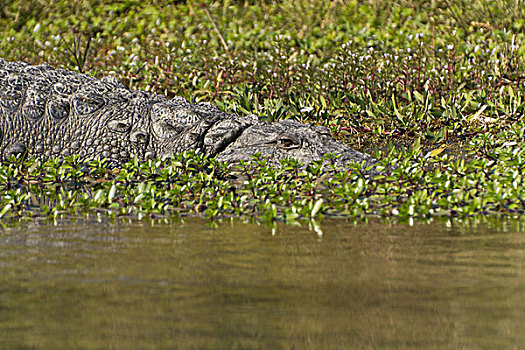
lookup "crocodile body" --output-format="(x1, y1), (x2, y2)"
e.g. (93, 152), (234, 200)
(0, 58), (378, 170)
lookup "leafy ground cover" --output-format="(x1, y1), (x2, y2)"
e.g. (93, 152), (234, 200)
(0, 0), (524, 223)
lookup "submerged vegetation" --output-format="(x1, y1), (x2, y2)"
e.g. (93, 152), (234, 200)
(0, 0), (524, 223)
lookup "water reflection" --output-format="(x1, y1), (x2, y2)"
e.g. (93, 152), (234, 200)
(1, 218), (525, 348)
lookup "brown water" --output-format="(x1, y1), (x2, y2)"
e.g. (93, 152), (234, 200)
(1, 218), (525, 349)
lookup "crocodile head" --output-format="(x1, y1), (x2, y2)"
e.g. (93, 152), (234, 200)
(215, 119), (378, 170)
(152, 114), (378, 172)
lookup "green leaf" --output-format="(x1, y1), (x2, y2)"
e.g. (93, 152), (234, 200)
(0, 203), (12, 218)
(467, 104), (488, 122)
(108, 183), (117, 203)
(310, 199), (324, 217)
(427, 146), (446, 157)
(412, 137), (421, 154)
(413, 90), (424, 103)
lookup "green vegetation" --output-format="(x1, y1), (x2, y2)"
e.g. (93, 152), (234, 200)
(0, 0), (524, 223)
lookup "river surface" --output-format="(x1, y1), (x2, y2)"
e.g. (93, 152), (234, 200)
(1, 217), (525, 349)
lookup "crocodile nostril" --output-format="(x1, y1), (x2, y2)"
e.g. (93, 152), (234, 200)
(277, 134), (301, 149)
(131, 131), (149, 144)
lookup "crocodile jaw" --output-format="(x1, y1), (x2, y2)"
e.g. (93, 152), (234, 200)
(215, 119), (378, 170)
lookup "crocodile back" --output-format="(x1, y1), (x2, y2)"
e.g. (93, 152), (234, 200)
(0, 58), (163, 164)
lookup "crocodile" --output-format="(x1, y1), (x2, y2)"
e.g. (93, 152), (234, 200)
(0, 58), (379, 172)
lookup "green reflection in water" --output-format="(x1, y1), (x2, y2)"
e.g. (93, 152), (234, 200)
(1, 218), (525, 349)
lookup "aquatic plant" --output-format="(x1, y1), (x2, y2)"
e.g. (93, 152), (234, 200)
(0, 0), (524, 223)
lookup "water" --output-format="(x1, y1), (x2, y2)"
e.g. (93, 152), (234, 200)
(1, 218), (525, 349)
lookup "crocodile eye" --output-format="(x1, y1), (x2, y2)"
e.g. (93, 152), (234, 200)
(278, 135), (301, 149)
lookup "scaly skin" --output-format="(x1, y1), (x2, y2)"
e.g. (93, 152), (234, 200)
(0, 58), (378, 171)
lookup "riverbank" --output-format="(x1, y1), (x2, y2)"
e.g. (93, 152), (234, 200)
(1, 0), (524, 223)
